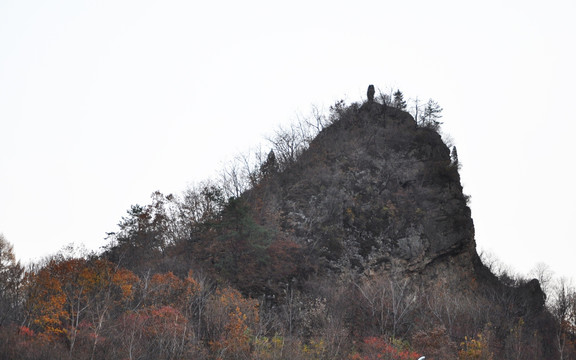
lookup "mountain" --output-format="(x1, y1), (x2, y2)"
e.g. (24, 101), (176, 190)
(252, 100), (478, 280)
(242, 99), (513, 288)
(229, 95), (553, 355)
(3, 87), (563, 359)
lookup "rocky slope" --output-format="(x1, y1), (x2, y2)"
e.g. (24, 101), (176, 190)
(253, 102), (477, 281)
(243, 97), (546, 316)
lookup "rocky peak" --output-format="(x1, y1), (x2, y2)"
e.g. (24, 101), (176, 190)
(257, 99), (474, 279)
(242, 90), (546, 323)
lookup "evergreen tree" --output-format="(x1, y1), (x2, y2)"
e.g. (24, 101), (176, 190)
(393, 90), (407, 110)
(421, 99), (443, 130)
(451, 146), (459, 168)
(260, 150), (278, 177)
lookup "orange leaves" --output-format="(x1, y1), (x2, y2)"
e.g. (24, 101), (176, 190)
(217, 287), (260, 328)
(151, 271), (181, 287)
(25, 266), (68, 338)
(112, 267), (139, 301)
(145, 270), (200, 311)
(148, 272), (184, 306)
(143, 305), (188, 338)
(184, 270), (201, 298)
(350, 337), (422, 360)
(217, 306), (252, 355)
(24, 258), (139, 341)
(217, 287), (244, 308)
(411, 326), (457, 359)
(458, 333), (493, 360)
(208, 287), (260, 359)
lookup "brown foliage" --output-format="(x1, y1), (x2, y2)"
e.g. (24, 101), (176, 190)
(412, 326), (457, 360)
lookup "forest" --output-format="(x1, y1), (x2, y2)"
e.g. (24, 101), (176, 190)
(1, 90), (576, 359)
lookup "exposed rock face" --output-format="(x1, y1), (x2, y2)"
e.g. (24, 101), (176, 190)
(252, 101), (491, 289)
(239, 97), (549, 334)
(241, 97), (547, 340)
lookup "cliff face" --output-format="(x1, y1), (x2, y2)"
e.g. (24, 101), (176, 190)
(254, 102), (481, 285)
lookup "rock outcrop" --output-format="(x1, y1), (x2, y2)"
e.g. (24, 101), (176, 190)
(249, 95), (544, 313)
(367, 84), (375, 102)
(275, 103), (476, 279)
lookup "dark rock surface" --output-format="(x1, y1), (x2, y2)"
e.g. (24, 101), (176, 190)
(257, 103), (475, 278)
(367, 84), (375, 102)
(219, 89), (554, 356)
(245, 98), (545, 320)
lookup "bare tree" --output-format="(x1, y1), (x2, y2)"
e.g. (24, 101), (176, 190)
(268, 122), (310, 169)
(411, 97), (421, 124)
(0, 234), (24, 326)
(353, 271), (417, 337)
(551, 278), (576, 360)
(529, 262), (554, 300)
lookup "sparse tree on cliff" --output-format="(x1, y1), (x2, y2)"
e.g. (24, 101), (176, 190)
(260, 150), (278, 177)
(393, 90), (407, 110)
(529, 262), (554, 299)
(451, 146), (459, 168)
(421, 99), (443, 130)
(411, 97), (421, 123)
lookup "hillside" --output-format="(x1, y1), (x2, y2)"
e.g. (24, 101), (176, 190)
(0, 88), (563, 359)
(251, 101), (479, 280)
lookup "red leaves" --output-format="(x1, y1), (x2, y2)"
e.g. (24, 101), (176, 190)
(18, 326), (35, 338)
(351, 337), (422, 360)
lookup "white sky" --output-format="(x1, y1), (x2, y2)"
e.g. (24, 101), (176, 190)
(1, 0), (575, 281)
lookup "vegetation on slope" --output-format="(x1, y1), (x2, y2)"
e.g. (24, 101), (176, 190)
(0, 89), (574, 359)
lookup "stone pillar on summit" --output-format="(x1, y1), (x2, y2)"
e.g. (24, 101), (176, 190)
(367, 84), (375, 102)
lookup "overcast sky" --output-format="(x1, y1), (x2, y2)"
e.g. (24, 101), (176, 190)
(1, 0), (575, 281)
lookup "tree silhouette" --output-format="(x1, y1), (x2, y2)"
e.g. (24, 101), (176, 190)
(421, 98), (443, 130)
(393, 90), (407, 110)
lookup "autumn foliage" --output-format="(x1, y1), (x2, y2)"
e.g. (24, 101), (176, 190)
(350, 337), (421, 360)
(0, 99), (570, 359)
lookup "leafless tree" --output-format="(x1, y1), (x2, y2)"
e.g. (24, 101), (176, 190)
(353, 271), (417, 338)
(529, 262), (554, 300)
(0, 234), (24, 326)
(551, 278), (576, 360)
